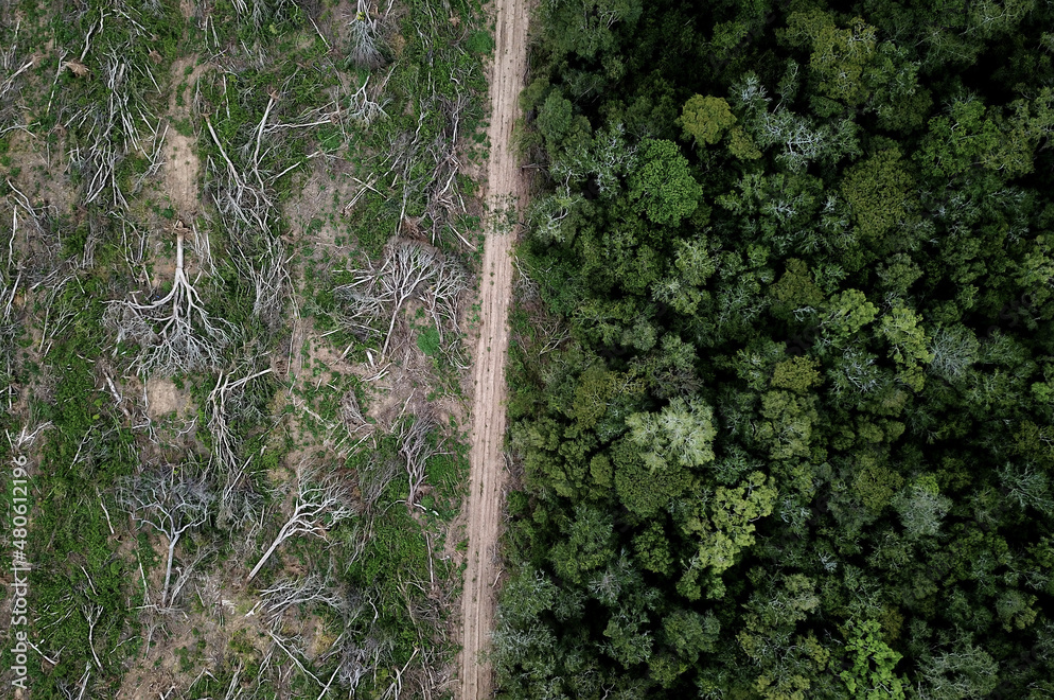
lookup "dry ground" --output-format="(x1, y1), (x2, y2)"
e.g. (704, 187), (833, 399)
(458, 0), (531, 697)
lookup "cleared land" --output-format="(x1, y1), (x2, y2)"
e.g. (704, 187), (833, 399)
(0, 2), (494, 697)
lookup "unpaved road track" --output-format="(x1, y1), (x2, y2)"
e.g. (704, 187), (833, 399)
(459, 0), (530, 697)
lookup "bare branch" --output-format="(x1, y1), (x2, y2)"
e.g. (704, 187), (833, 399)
(332, 241), (467, 358)
(322, 625), (392, 695)
(356, 454), (399, 517)
(246, 465), (355, 582)
(118, 470), (213, 608)
(167, 542), (216, 611)
(344, 72), (391, 125)
(265, 629), (324, 687)
(399, 411), (436, 510)
(105, 225), (233, 375)
(62, 17), (165, 207)
(259, 572), (344, 626)
(206, 366), (272, 531)
(348, 0), (386, 70)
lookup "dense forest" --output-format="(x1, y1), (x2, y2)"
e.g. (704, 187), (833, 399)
(498, 0), (1054, 698)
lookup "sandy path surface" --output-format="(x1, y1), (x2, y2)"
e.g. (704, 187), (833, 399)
(459, 0), (530, 697)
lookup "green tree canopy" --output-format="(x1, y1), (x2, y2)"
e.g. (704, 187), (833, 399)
(627, 139), (703, 226)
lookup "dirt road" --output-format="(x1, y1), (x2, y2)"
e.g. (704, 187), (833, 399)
(459, 0), (530, 697)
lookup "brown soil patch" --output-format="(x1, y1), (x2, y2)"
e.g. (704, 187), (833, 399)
(115, 572), (282, 700)
(162, 129), (199, 217)
(5, 129), (74, 215)
(145, 376), (190, 418)
(282, 162), (362, 248)
(161, 56), (207, 219)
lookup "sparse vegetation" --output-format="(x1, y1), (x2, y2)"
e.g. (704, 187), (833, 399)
(0, 0), (487, 696)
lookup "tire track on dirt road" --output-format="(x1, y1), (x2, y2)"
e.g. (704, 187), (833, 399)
(459, 0), (529, 697)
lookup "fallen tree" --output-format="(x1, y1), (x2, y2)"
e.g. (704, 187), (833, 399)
(332, 240), (467, 357)
(105, 223), (233, 375)
(246, 465), (355, 582)
(118, 469), (213, 609)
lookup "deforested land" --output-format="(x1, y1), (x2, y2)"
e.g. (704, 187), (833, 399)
(0, 0), (499, 697)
